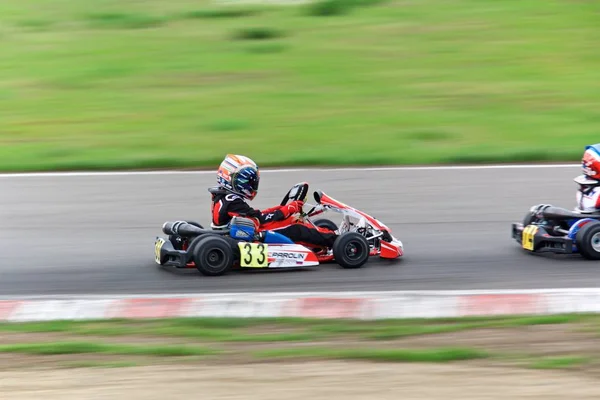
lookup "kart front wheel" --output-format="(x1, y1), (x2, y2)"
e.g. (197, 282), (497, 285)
(575, 221), (600, 260)
(333, 232), (370, 269)
(193, 235), (234, 276)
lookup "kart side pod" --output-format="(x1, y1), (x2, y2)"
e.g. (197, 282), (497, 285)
(229, 216), (294, 245)
(229, 216), (256, 241)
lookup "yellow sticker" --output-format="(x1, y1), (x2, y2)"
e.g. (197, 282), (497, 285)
(522, 225), (538, 251)
(155, 238), (165, 264)
(238, 242), (269, 268)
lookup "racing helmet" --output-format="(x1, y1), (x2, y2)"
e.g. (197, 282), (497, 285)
(574, 144), (600, 187)
(216, 154), (260, 200)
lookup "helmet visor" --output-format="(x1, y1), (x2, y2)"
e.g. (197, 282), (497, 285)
(234, 167), (259, 198)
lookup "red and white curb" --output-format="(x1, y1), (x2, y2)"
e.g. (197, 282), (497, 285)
(1, 289), (599, 322)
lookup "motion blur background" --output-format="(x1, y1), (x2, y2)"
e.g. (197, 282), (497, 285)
(2, 1), (600, 399)
(1, 0), (598, 171)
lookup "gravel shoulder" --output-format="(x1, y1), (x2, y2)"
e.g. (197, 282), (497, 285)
(3, 361), (600, 400)
(1, 318), (600, 399)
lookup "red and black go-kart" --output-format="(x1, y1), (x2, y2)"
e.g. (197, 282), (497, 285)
(154, 182), (404, 276)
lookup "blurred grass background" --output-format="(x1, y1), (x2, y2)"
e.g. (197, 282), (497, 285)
(0, 0), (598, 171)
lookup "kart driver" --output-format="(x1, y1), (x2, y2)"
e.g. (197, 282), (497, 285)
(209, 154), (338, 248)
(575, 143), (600, 213)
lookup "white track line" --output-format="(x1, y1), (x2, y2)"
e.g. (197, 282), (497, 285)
(0, 163), (581, 178)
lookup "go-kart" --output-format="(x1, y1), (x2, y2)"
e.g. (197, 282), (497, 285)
(154, 182), (404, 276)
(511, 203), (600, 259)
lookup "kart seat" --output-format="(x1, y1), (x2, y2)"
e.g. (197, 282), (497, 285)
(208, 186), (227, 195)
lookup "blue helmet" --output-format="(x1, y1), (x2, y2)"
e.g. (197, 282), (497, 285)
(216, 154), (260, 200)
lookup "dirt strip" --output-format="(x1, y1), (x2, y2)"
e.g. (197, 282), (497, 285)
(2, 361), (600, 400)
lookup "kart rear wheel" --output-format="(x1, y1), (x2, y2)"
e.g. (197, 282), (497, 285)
(169, 221), (203, 250)
(575, 221), (600, 260)
(313, 218), (338, 231)
(193, 235), (234, 276)
(332, 232), (370, 269)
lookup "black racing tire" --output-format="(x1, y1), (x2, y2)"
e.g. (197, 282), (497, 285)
(575, 221), (600, 260)
(332, 232), (370, 269)
(169, 221), (204, 250)
(312, 218), (338, 232)
(193, 235), (234, 276)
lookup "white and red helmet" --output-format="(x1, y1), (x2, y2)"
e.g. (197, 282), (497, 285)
(216, 154), (260, 200)
(574, 144), (600, 186)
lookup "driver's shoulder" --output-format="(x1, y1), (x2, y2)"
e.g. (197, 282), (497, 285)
(209, 187), (243, 201)
(225, 193), (245, 202)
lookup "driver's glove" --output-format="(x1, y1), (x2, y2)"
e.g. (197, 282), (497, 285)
(282, 200), (304, 218)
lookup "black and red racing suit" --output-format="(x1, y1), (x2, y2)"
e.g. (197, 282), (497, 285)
(210, 188), (337, 248)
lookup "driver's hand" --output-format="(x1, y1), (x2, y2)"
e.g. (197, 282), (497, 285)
(284, 200), (304, 217)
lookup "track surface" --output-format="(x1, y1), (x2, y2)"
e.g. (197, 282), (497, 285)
(1, 165), (598, 297)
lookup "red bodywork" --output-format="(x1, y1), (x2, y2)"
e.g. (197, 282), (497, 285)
(314, 192), (403, 260)
(258, 191), (403, 261)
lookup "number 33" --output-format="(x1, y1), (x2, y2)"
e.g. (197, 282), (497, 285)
(242, 243), (266, 265)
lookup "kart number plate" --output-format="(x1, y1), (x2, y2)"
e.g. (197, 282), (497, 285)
(522, 225), (538, 251)
(154, 238), (166, 264)
(238, 242), (269, 268)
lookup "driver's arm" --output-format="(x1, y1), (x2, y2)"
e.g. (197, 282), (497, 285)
(228, 198), (302, 225)
(261, 201), (304, 222)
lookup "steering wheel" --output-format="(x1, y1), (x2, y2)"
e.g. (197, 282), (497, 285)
(280, 182), (309, 206)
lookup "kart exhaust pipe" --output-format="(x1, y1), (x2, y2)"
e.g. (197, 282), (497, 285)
(162, 221), (203, 236)
(540, 206), (583, 220)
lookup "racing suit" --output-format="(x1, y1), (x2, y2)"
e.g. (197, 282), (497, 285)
(210, 188), (337, 247)
(576, 184), (600, 212)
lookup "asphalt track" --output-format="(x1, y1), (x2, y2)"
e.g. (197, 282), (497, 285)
(1, 165), (599, 297)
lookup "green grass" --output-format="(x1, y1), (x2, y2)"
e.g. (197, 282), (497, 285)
(306, 0), (389, 17)
(310, 314), (594, 340)
(0, 318), (327, 342)
(180, 8), (263, 20)
(0, 314), (594, 343)
(85, 12), (167, 29)
(1, 315), (598, 370)
(232, 27), (286, 41)
(254, 346), (490, 362)
(529, 356), (591, 370)
(0, 341), (219, 357)
(0, 0), (598, 171)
